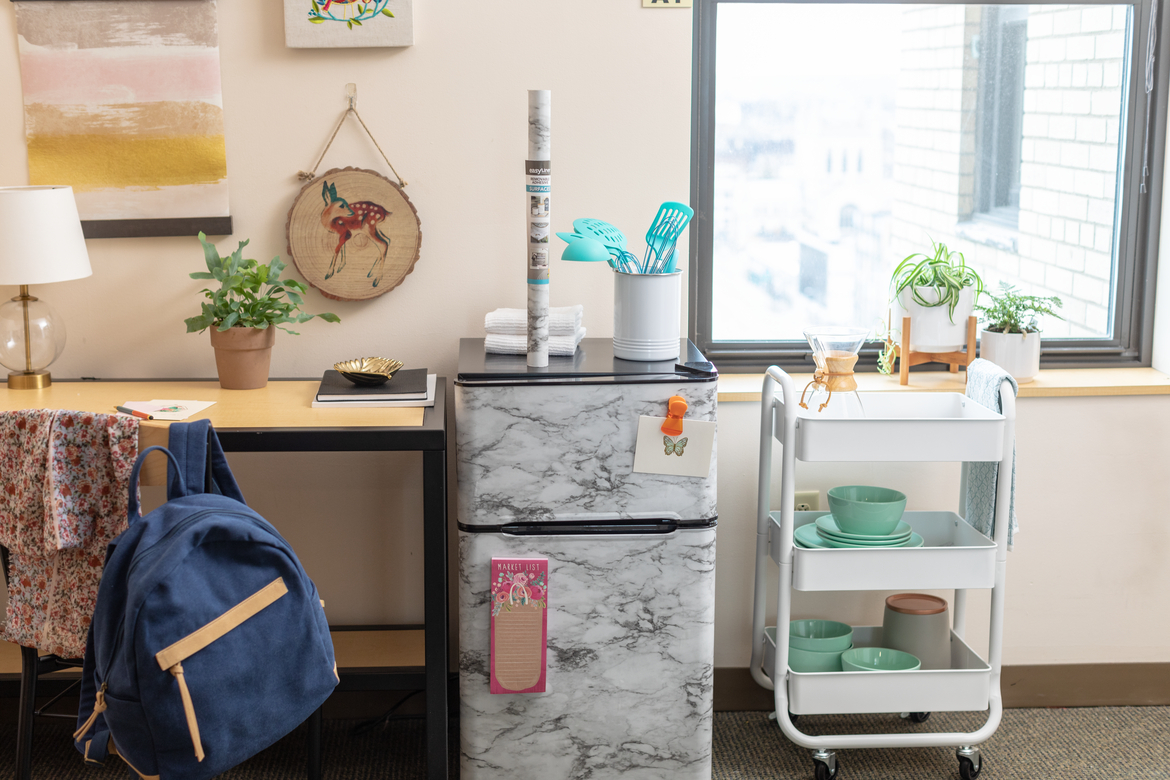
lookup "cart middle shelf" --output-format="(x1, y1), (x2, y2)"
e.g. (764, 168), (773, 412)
(774, 511), (997, 591)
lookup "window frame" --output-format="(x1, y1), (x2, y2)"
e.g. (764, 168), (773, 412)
(688, 0), (1169, 372)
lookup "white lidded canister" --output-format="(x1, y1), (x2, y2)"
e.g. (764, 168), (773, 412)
(613, 270), (681, 361)
(882, 593), (951, 670)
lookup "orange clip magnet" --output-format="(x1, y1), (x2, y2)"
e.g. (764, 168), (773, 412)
(661, 395), (688, 436)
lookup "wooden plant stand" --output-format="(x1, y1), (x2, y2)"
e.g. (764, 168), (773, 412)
(891, 315), (977, 386)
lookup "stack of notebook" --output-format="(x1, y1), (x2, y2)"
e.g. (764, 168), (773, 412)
(312, 368), (437, 408)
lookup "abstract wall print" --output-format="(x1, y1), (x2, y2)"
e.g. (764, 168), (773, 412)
(286, 168), (421, 302)
(284, 0), (412, 48)
(13, 0), (231, 239)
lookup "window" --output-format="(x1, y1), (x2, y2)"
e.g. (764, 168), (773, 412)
(690, 0), (1167, 370)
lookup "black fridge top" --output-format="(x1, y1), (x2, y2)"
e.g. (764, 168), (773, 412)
(456, 338), (718, 386)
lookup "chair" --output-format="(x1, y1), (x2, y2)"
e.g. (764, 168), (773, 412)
(3, 423), (325, 780)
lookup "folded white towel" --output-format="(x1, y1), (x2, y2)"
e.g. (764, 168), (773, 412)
(485, 327), (586, 356)
(485, 305), (583, 337)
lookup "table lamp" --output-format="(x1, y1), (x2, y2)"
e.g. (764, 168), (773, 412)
(0, 186), (92, 389)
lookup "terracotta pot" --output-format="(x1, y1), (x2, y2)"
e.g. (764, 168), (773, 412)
(209, 327), (275, 389)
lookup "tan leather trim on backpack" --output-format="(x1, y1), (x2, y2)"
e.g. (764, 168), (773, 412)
(108, 738), (160, 780)
(155, 577), (288, 670)
(153, 577), (289, 762)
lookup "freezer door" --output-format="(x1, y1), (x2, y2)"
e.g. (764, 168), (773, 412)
(459, 527), (716, 780)
(456, 380), (717, 526)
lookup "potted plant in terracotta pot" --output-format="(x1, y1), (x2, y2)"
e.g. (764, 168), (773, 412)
(889, 240), (984, 351)
(977, 282), (1063, 384)
(185, 232), (340, 389)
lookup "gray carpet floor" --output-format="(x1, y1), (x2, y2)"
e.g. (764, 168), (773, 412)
(5, 708), (1168, 779)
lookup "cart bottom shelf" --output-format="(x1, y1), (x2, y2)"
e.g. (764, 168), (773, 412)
(764, 626), (992, 715)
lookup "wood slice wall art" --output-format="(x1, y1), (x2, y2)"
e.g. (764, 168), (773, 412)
(286, 167), (421, 301)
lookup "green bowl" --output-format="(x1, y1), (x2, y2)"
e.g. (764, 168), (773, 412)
(788, 643), (852, 673)
(826, 485), (907, 536)
(841, 646), (921, 672)
(789, 619), (853, 653)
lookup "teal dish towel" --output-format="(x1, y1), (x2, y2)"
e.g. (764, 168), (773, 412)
(963, 359), (1018, 549)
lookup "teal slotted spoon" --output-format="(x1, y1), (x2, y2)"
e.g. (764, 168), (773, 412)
(643, 202), (694, 274)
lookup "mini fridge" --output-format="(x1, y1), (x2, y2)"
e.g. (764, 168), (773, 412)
(456, 338), (719, 779)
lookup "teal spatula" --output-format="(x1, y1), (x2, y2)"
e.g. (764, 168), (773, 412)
(643, 202), (694, 273)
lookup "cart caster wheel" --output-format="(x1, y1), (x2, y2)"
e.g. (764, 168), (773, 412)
(812, 750), (838, 780)
(909, 711), (931, 723)
(957, 751), (982, 779)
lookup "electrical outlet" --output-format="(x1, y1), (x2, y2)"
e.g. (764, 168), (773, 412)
(795, 490), (820, 512)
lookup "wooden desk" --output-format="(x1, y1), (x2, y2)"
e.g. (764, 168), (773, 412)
(0, 379), (449, 780)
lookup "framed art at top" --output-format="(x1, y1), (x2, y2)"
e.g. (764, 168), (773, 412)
(12, 0), (231, 239)
(284, 0), (413, 48)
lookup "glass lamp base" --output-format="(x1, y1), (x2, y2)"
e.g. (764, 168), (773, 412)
(8, 370), (51, 389)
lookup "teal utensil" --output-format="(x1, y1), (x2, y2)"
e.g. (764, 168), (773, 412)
(557, 231), (584, 244)
(574, 218), (628, 249)
(643, 202), (694, 273)
(561, 236), (612, 264)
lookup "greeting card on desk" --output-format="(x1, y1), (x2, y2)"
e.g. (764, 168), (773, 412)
(122, 400), (216, 421)
(316, 368), (428, 401)
(490, 558), (548, 694)
(632, 415), (715, 478)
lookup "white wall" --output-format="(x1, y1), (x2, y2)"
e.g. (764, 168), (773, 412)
(3, 1), (1168, 669)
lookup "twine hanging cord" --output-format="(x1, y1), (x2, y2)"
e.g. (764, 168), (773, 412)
(298, 105), (407, 187)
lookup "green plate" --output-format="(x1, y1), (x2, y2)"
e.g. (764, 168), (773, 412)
(820, 532), (924, 549)
(816, 515), (911, 541)
(794, 524), (832, 548)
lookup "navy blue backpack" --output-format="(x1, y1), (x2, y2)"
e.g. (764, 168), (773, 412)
(74, 421), (338, 779)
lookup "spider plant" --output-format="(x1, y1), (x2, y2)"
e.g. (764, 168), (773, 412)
(890, 240), (984, 322)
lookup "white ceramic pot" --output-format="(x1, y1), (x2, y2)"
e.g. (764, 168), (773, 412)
(894, 286), (975, 352)
(980, 329), (1041, 383)
(613, 271), (682, 361)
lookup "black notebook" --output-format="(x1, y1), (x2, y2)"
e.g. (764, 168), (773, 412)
(316, 368), (428, 401)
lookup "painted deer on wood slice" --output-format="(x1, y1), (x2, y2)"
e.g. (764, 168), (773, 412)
(320, 181), (391, 287)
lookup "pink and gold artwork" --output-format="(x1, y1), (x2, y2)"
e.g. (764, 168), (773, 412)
(13, 0), (231, 237)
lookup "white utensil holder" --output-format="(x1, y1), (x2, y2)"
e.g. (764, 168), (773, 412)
(613, 270), (681, 361)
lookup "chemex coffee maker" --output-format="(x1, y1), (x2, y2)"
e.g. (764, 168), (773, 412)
(799, 327), (869, 413)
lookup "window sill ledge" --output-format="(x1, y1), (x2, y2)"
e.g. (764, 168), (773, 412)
(716, 367), (1170, 402)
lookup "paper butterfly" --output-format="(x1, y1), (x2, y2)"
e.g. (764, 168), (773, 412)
(663, 435), (688, 456)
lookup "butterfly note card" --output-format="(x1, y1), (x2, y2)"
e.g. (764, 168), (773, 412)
(631, 416), (715, 478)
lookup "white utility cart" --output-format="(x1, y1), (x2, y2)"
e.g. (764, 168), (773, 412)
(751, 366), (1015, 780)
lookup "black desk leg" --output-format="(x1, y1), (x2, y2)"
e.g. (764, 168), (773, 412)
(423, 449), (449, 780)
(307, 705), (323, 780)
(16, 645), (38, 780)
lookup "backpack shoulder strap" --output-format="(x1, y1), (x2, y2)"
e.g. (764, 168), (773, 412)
(166, 420), (245, 504)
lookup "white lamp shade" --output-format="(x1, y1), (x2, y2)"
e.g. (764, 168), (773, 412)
(0, 186), (92, 286)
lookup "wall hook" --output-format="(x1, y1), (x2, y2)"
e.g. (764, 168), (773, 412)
(346, 83), (357, 110)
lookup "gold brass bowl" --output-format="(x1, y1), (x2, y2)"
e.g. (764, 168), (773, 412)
(334, 357), (404, 386)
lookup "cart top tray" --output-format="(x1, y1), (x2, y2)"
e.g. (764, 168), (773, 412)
(779, 392), (1006, 462)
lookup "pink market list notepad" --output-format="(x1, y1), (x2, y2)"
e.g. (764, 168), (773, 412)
(489, 558), (548, 694)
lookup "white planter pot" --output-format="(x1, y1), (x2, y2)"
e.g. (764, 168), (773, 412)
(894, 286), (975, 352)
(979, 329), (1041, 383)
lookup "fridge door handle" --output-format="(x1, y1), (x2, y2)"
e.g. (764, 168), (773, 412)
(499, 520), (680, 536)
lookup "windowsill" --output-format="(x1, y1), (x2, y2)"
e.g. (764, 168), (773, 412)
(715, 367), (1170, 402)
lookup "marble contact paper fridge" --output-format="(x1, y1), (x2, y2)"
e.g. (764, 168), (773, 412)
(456, 338), (718, 780)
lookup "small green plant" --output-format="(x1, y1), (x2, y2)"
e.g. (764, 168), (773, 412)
(185, 232), (340, 335)
(890, 240), (984, 321)
(977, 282), (1063, 337)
